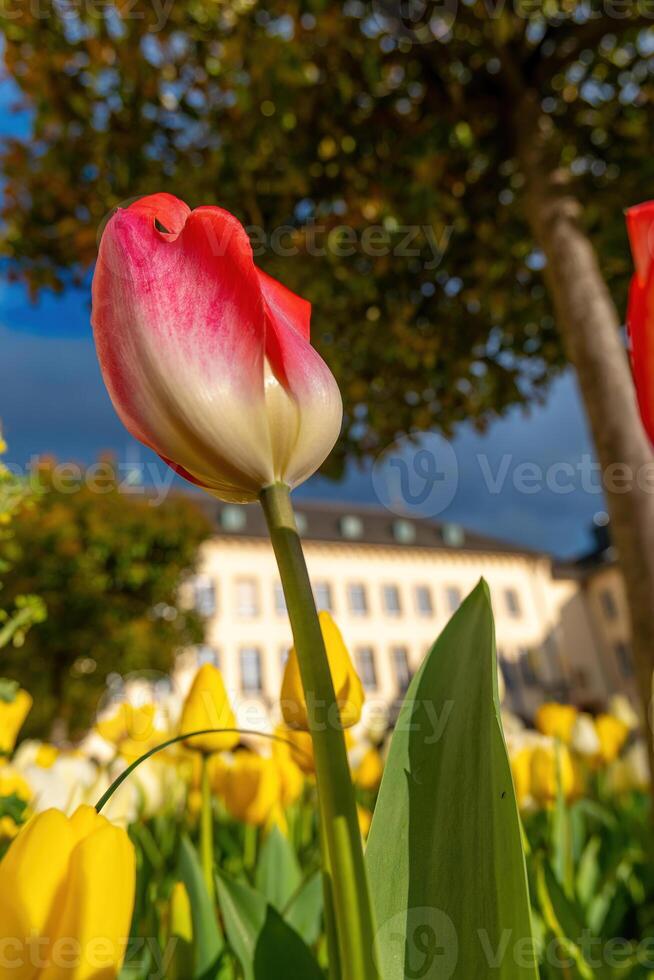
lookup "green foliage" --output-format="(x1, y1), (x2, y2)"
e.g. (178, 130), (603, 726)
(0, 3), (652, 469)
(1, 459), (211, 738)
(366, 579), (538, 979)
(0, 443), (46, 651)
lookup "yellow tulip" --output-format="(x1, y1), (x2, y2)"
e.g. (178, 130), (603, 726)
(535, 702), (578, 744)
(96, 701), (164, 756)
(277, 724), (315, 775)
(221, 753), (281, 826)
(357, 805), (373, 839)
(354, 747), (384, 792)
(170, 881), (193, 943)
(595, 714), (629, 764)
(0, 805), (135, 979)
(0, 684), (33, 756)
(179, 664), (240, 754)
(271, 736), (305, 807)
(510, 748), (533, 809)
(281, 611), (365, 730)
(530, 743), (575, 806)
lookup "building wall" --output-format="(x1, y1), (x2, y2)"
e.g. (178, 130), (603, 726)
(584, 565), (636, 698)
(177, 533), (622, 729)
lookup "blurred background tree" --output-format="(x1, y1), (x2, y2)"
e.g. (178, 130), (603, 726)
(1, 459), (211, 738)
(0, 428), (46, 651)
(1, 2), (654, 762)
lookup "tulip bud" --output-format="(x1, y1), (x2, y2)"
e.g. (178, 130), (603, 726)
(530, 742), (576, 806)
(354, 747), (384, 792)
(534, 702), (578, 745)
(509, 747), (533, 809)
(281, 611), (365, 730)
(96, 700), (164, 756)
(275, 724), (315, 775)
(626, 201), (654, 445)
(220, 752), (282, 827)
(179, 664), (240, 755)
(0, 805), (135, 978)
(595, 713), (629, 765)
(92, 194), (343, 503)
(0, 680), (32, 757)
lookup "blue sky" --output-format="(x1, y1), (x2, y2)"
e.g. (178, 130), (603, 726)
(0, 76), (604, 559)
(0, 276), (604, 559)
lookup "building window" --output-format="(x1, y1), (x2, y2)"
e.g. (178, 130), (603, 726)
(313, 581), (333, 612)
(196, 645), (219, 667)
(500, 659), (521, 694)
(600, 588), (618, 621)
(236, 578), (259, 618)
(220, 505), (246, 532)
(391, 646), (411, 693)
(348, 583), (368, 616)
(441, 523), (465, 547)
(356, 647), (378, 690)
(382, 584), (402, 616)
(193, 575), (216, 617)
(240, 647), (263, 693)
(504, 588), (522, 618)
(340, 515), (364, 540)
(274, 582), (287, 616)
(415, 585), (433, 617)
(445, 586), (462, 613)
(392, 519), (416, 544)
(614, 641), (633, 678)
(518, 647), (538, 687)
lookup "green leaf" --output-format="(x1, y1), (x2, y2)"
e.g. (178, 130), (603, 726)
(178, 835), (225, 980)
(216, 870), (324, 980)
(255, 825), (302, 912)
(284, 870), (324, 946)
(366, 579), (538, 979)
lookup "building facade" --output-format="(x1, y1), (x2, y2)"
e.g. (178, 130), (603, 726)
(177, 500), (636, 729)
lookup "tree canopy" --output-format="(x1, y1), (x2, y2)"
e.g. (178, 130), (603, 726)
(1, 2), (652, 471)
(1, 459), (212, 737)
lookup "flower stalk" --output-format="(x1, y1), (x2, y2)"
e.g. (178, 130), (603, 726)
(260, 482), (378, 980)
(200, 754), (215, 904)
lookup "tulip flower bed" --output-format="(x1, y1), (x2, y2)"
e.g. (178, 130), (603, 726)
(0, 679), (652, 979)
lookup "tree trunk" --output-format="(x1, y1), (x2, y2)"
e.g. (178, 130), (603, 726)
(514, 94), (654, 785)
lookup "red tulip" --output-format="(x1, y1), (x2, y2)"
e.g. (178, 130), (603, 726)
(626, 201), (654, 446)
(92, 194), (342, 502)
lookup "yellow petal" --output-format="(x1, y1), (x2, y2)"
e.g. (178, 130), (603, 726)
(281, 612), (364, 730)
(180, 665), (239, 754)
(40, 823), (135, 980)
(0, 809), (75, 980)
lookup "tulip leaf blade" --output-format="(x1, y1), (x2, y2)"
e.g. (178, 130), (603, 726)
(216, 869), (323, 980)
(254, 824), (302, 912)
(365, 579), (538, 979)
(178, 834), (226, 980)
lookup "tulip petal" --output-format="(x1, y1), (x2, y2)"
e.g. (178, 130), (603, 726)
(261, 274), (342, 489)
(626, 201), (654, 287)
(92, 197), (275, 501)
(626, 202), (654, 445)
(40, 824), (135, 980)
(0, 810), (75, 980)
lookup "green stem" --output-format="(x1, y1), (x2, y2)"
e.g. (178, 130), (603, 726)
(243, 823), (258, 873)
(260, 483), (378, 980)
(200, 753), (215, 905)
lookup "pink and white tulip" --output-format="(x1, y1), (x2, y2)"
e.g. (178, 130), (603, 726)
(92, 193), (342, 502)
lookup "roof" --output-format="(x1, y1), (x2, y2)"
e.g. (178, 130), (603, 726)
(188, 495), (547, 558)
